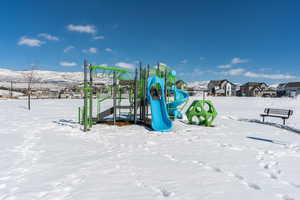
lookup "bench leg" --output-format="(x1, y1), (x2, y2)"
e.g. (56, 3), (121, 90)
(283, 118), (286, 125)
(262, 116), (265, 123)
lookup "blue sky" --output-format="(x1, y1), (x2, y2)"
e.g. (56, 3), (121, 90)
(1, 0), (300, 83)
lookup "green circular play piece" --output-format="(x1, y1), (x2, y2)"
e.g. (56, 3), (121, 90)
(185, 100), (217, 126)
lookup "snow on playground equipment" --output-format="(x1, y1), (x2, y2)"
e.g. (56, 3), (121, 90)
(78, 60), (193, 132)
(185, 100), (217, 126)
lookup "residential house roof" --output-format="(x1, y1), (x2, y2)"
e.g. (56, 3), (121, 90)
(209, 79), (235, 86)
(285, 82), (300, 88)
(241, 82), (268, 87)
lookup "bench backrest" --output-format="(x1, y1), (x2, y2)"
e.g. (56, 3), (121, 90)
(264, 108), (293, 117)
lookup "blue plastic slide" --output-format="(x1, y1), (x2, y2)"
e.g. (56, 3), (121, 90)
(147, 76), (173, 131)
(167, 85), (189, 119)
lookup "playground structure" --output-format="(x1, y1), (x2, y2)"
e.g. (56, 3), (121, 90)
(78, 59), (217, 132)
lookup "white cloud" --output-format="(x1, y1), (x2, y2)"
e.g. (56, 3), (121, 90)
(244, 72), (297, 80)
(105, 48), (112, 52)
(18, 36), (44, 47)
(59, 61), (77, 67)
(93, 35), (104, 40)
(38, 33), (59, 41)
(82, 47), (97, 54)
(223, 68), (245, 76)
(99, 63), (108, 67)
(217, 57), (248, 69)
(63, 45), (75, 53)
(115, 62), (136, 69)
(231, 57), (248, 64)
(67, 24), (96, 34)
(222, 68), (298, 79)
(159, 62), (168, 66)
(217, 64), (232, 69)
(180, 59), (188, 64)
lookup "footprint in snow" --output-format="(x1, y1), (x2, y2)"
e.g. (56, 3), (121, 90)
(164, 154), (177, 162)
(279, 194), (295, 200)
(288, 182), (300, 188)
(192, 160), (205, 166)
(234, 174), (244, 181)
(260, 161), (278, 170)
(245, 182), (261, 190)
(212, 167), (222, 172)
(218, 143), (243, 151)
(159, 188), (173, 197)
(267, 172), (278, 180)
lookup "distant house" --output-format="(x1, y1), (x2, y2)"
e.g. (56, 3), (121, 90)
(239, 82), (268, 97)
(277, 82), (300, 97)
(47, 89), (59, 99)
(208, 80), (236, 96)
(262, 88), (277, 97)
(277, 83), (287, 97)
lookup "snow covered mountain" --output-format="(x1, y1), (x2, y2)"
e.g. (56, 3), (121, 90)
(0, 68), (112, 85)
(269, 83), (279, 89)
(186, 80), (210, 90)
(0, 68), (84, 83)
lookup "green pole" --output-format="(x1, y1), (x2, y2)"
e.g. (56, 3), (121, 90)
(83, 59), (88, 132)
(139, 62), (143, 121)
(113, 71), (117, 125)
(146, 65), (150, 119)
(78, 107), (81, 124)
(97, 91), (100, 121)
(89, 65), (93, 127)
(134, 68), (138, 124)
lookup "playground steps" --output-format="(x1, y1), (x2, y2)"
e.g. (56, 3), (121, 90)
(98, 107), (114, 120)
(97, 101), (141, 120)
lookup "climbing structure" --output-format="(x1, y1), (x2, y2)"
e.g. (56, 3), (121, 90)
(78, 60), (149, 132)
(185, 100), (217, 127)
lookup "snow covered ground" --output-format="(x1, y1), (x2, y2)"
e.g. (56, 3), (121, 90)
(0, 97), (299, 200)
(0, 90), (23, 97)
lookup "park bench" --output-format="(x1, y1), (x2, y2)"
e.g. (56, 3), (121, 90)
(260, 108), (293, 125)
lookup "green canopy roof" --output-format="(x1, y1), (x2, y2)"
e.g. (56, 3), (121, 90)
(90, 65), (131, 74)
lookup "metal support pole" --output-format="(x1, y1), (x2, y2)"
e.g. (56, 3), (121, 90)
(139, 62), (143, 121)
(10, 81), (13, 98)
(97, 91), (100, 121)
(164, 71), (167, 101)
(78, 107), (81, 124)
(89, 65), (93, 127)
(146, 65), (150, 118)
(143, 68), (147, 122)
(83, 59), (88, 132)
(113, 71), (117, 125)
(134, 68), (138, 124)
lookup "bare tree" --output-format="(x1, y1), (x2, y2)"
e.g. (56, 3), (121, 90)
(22, 66), (39, 110)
